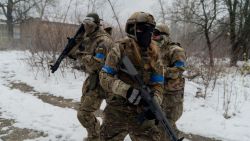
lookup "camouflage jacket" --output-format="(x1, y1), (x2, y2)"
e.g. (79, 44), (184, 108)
(99, 37), (164, 104)
(68, 28), (114, 74)
(154, 41), (186, 92)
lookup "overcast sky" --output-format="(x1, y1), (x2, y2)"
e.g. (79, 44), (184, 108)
(115, 0), (156, 22)
(44, 0), (172, 26)
(0, 0), (172, 27)
(98, 0), (172, 25)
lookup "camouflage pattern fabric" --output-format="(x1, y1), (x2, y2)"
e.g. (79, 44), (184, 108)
(157, 42), (186, 92)
(100, 103), (161, 141)
(159, 90), (184, 141)
(69, 29), (114, 74)
(99, 37), (164, 141)
(153, 32), (186, 141)
(68, 27), (114, 141)
(78, 77), (103, 141)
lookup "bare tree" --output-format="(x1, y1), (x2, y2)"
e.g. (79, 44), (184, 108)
(171, 0), (222, 67)
(224, 0), (250, 66)
(156, 0), (167, 24)
(63, 0), (73, 23)
(106, 0), (124, 37)
(34, 0), (56, 19)
(0, 0), (37, 39)
(86, 0), (105, 13)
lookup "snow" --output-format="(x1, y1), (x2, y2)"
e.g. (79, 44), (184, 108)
(178, 75), (250, 141)
(0, 85), (84, 140)
(1, 50), (250, 141)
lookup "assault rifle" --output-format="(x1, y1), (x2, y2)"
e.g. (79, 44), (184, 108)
(121, 56), (184, 141)
(50, 24), (85, 73)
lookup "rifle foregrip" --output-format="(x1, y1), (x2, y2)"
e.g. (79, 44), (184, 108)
(50, 62), (60, 73)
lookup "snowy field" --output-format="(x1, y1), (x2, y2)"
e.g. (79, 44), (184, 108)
(0, 50), (250, 141)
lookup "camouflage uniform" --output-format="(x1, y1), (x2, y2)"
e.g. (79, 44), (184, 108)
(152, 24), (186, 141)
(68, 13), (114, 141)
(99, 12), (164, 141)
(102, 23), (113, 36)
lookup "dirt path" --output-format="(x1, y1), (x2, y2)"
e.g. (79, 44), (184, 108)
(7, 81), (221, 141)
(8, 81), (103, 117)
(0, 68), (219, 141)
(0, 109), (47, 141)
(9, 81), (80, 110)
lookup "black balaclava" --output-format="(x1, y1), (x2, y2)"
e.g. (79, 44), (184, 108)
(135, 23), (154, 50)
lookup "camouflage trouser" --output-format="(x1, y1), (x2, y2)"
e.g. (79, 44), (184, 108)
(159, 90), (184, 141)
(100, 98), (161, 141)
(77, 76), (105, 141)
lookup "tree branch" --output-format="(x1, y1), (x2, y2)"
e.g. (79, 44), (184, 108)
(0, 2), (7, 17)
(13, 0), (27, 5)
(107, 0), (124, 37)
(208, 0), (217, 30)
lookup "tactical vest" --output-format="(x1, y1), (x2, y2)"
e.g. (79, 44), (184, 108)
(81, 29), (110, 58)
(81, 29), (111, 90)
(161, 42), (185, 92)
(117, 38), (159, 88)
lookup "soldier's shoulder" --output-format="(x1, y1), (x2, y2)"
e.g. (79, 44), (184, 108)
(95, 30), (114, 44)
(108, 43), (122, 58)
(168, 42), (184, 51)
(94, 29), (111, 39)
(116, 37), (131, 44)
(116, 37), (132, 49)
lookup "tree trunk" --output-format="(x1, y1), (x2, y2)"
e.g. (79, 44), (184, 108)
(107, 0), (124, 37)
(230, 42), (240, 66)
(204, 30), (214, 67)
(226, 0), (238, 66)
(158, 0), (166, 24)
(6, 0), (14, 39)
(229, 13), (238, 66)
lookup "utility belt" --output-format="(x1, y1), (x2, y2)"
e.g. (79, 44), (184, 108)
(106, 94), (138, 108)
(84, 73), (107, 99)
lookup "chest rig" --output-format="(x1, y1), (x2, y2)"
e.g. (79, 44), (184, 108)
(117, 38), (156, 88)
(160, 42), (181, 67)
(80, 29), (108, 56)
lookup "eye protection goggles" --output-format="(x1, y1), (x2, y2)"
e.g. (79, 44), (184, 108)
(153, 29), (168, 36)
(83, 17), (95, 22)
(136, 23), (154, 33)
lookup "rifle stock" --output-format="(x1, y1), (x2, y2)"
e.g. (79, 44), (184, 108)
(50, 24), (85, 73)
(121, 56), (184, 141)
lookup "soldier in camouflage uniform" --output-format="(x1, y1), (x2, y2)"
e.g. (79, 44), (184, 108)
(99, 12), (164, 141)
(68, 13), (114, 141)
(152, 24), (186, 141)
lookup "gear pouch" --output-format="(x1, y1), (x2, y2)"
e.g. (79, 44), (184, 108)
(89, 73), (99, 90)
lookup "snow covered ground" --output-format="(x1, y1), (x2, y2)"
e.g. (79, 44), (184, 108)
(0, 50), (250, 141)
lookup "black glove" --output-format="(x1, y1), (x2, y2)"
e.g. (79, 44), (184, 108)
(126, 87), (142, 105)
(144, 109), (156, 120)
(144, 108), (159, 125)
(137, 108), (158, 125)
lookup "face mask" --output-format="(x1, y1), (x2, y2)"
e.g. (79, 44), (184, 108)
(136, 31), (152, 49)
(83, 19), (97, 36)
(136, 24), (154, 49)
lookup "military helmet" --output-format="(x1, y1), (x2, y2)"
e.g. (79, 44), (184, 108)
(155, 24), (170, 36)
(102, 22), (113, 35)
(125, 12), (156, 36)
(86, 13), (101, 24)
